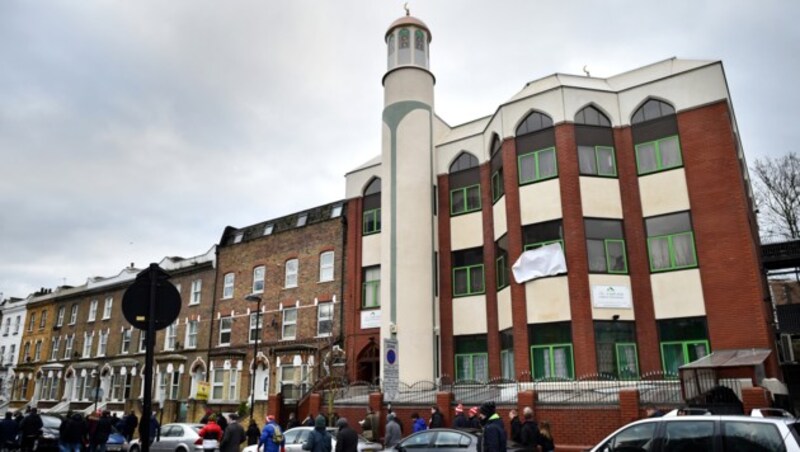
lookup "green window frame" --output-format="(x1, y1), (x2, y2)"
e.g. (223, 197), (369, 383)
(455, 353), (489, 381)
(500, 349), (515, 380)
(616, 343), (639, 380)
(496, 255), (509, 290)
(362, 281), (380, 309)
(363, 208), (381, 235)
(450, 184), (481, 215)
(518, 147), (558, 185)
(579, 145), (617, 177)
(524, 239), (564, 252)
(635, 135), (682, 175)
(661, 340), (710, 376)
(647, 231), (697, 272)
(453, 264), (485, 297)
(602, 239), (628, 274)
(491, 170), (504, 202)
(530, 344), (574, 380)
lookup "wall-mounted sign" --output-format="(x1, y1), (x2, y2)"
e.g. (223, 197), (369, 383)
(195, 381), (210, 401)
(384, 338), (398, 400)
(361, 310), (381, 329)
(591, 285), (632, 309)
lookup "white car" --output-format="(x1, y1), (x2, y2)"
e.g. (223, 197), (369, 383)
(244, 426), (382, 452)
(589, 413), (800, 451)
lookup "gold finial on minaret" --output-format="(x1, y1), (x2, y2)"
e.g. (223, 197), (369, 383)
(404, 2), (410, 16)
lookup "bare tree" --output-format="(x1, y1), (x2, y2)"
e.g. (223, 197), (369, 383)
(752, 152), (800, 241)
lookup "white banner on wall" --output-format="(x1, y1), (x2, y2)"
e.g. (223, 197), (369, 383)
(361, 310), (381, 329)
(591, 285), (632, 309)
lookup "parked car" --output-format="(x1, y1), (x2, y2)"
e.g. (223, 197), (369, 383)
(128, 423), (204, 452)
(33, 414), (129, 452)
(243, 426), (383, 452)
(588, 413), (800, 451)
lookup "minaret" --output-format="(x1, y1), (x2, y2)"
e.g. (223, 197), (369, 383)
(380, 8), (436, 384)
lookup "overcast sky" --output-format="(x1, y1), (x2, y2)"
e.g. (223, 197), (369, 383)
(1, 1), (798, 298)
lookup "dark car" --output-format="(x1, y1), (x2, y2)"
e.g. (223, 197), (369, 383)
(384, 428), (530, 452)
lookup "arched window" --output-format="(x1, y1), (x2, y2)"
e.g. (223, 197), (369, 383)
(575, 105), (611, 127)
(449, 152), (481, 216)
(516, 112), (557, 184)
(490, 135), (504, 202)
(574, 105), (616, 177)
(516, 111), (554, 136)
(631, 99), (675, 124)
(398, 28), (411, 65)
(631, 99), (682, 175)
(363, 178), (381, 235)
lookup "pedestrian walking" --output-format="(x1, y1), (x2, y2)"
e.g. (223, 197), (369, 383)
(89, 411), (113, 452)
(467, 407), (480, 429)
(452, 404), (468, 429)
(334, 418), (358, 452)
(359, 408), (378, 442)
(384, 413), (401, 449)
(59, 413), (85, 452)
(259, 415), (285, 452)
(198, 418), (223, 452)
(428, 406), (444, 429)
(508, 409), (521, 444)
(19, 408), (42, 452)
(519, 407), (539, 450)
(0, 412), (19, 452)
(302, 415), (332, 452)
(219, 413), (246, 452)
(411, 413), (426, 433)
(537, 421), (554, 452)
(246, 420), (260, 446)
(478, 402), (506, 452)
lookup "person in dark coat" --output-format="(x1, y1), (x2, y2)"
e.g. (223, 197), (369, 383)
(334, 418), (358, 452)
(537, 421), (554, 452)
(429, 406), (444, 429)
(384, 413), (401, 449)
(478, 402), (506, 452)
(220, 413), (247, 452)
(302, 415), (332, 452)
(286, 412), (300, 430)
(452, 404), (469, 429)
(246, 421), (260, 446)
(138, 412), (160, 444)
(518, 407), (539, 450)
(508, 409), (521, 444)
(216, 413), (229, 432)
(19, 408), (43, 452)
(122, 411), (138, 442)
(0, 412), (20, 451)
(59, 413), (86, 452)
(90, 411), (113, 452)
(467, 407), (480, 429)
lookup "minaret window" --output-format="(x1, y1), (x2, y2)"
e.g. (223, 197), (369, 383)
(398, 28), (411, 65)
(387, 34), (395, 69)
(414, 29), (426, 66)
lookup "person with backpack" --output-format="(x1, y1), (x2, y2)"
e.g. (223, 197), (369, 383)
(302, 415), (332, 452)
(259, 415), (284, 452)
(197, 417), (223, 452)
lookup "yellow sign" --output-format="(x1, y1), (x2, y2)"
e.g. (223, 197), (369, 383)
(196, 381), (210, 401)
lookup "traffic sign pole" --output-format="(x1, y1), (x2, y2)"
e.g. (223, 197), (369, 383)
(141, 263), (158, 452)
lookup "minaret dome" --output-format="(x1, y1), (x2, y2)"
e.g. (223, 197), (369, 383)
(385, 14), (431, 71)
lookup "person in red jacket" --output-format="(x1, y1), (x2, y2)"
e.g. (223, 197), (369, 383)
(198, 419), (223, 452)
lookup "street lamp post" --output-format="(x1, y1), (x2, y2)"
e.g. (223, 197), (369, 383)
(245, 294), (263, 420)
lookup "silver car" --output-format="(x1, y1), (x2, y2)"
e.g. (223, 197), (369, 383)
(243, 426), (383, 452)
(129, 423), (205, 452)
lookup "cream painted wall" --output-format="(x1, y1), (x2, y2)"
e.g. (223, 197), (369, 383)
(525, 276), (571, 323)
(345, 164), (382, 199)
(450, 212), (484, 251)
(580, 177), (623, 219)
(493, 197), (508, 240)
(501, 89), (565, 138)
(561, 88), (622, 127)
(452, 295), (488, 335)
(384, 68), (434, 106)
(639, 169), (691, 217)
(519, 180), (562, 225)
(497, 287), (513, 331)
(436, 134), (486, 174)
(361, 234), (381, 267)
(618, 64), (728, 126)
(651, 269), (706, 319)
(589, 274), (634, 320)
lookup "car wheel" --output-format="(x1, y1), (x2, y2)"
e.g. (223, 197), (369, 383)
(176, 447), (188, 452)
